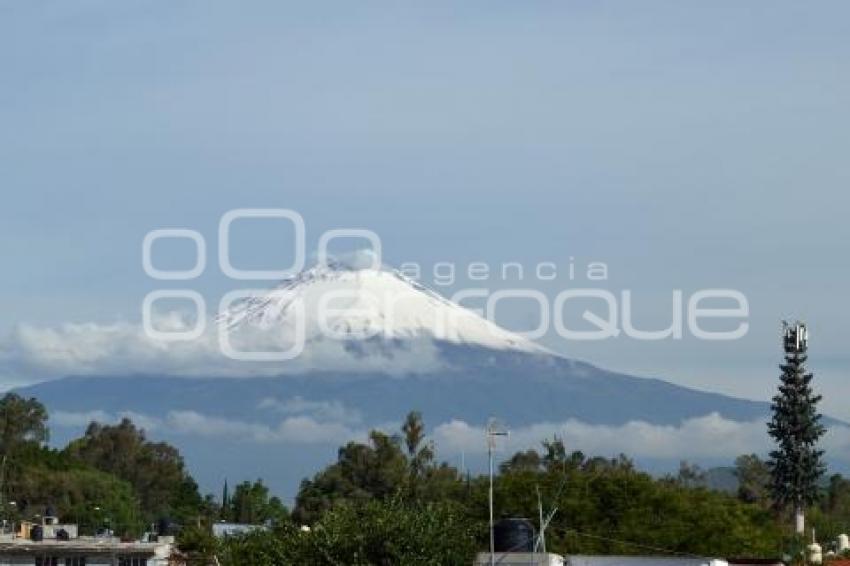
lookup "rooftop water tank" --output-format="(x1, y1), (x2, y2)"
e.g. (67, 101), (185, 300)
(807, 542), (823, 565)
(493, 518), (535, 553)
(30, 525), (43, 542)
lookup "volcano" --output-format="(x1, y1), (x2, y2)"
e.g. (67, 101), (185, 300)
(13, 258), (785, 497)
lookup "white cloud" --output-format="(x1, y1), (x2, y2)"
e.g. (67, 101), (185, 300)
(50, 409), (368, 445)
(47, 408), (850, 465)
(0, 315), (443, 385)
(433, 414), (850, 462)
(52, 410), (115, 428)
(52, 409), (166, 432)
(257, 396), (362, 425)
(164, 410), (362, 444)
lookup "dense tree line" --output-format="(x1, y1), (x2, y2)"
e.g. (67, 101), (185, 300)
(180, 498), (478, 566)
(0, 394), (208, 536)
(207, 412), (850, 564)
(65, 418), (203, 526)
(201, 415), (793, 564)
(4, 392), (850, 563)
(0, 393), (296, 541)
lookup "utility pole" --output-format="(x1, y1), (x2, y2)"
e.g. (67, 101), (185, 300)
(487, 418), (508, 566)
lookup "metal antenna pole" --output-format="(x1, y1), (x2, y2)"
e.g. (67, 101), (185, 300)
(486, 418), (508, 566)
(536, 486), (545, 554)
(489, 438), (494, 566)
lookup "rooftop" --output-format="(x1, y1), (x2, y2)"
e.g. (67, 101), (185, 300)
(0, 536), (172, 556)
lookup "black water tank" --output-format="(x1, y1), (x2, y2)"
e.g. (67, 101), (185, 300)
(157, 517), (178, 536)
(493, 518), (535, 553)
(30, 524), (43, 542)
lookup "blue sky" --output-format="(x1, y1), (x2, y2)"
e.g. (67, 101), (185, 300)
(1, 2), (849, 415)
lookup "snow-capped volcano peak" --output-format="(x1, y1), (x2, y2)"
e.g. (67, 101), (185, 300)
(218, 260), (548, 355)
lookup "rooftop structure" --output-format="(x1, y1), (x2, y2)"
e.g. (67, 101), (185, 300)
(0, 537), (173, 566)
(0, 514), (173, 566)
(211, 522), (267, 538)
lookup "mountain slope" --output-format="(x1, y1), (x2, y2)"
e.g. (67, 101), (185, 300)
(11, 258), (823, 498)
(19, 350), (771, 429)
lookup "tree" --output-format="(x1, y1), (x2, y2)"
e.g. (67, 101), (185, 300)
(493, 453), (780, 557)
(824, 474), (850, 516)
(734, 454), (770, 505)
(542, 436), (567, 472)
(0, 394), (49, 505)
(287, 409), (788, 561)
(176, 523), (220, 564)
(293, 417), (463, 524)
(0, 394), (49, 454)
(767, 322), (825, 534)
(20, 466), (142, 536)
(293, 430), (408, 523)
(221, 479), (229, 520)
(65, 418), (202, 523)
(402, 411), (434, 497)
(227, 479), (288, 526)
(677, 461), (707, 489)
(500, 449), (542, 474)
(808, 473), (850, 544)
(0, 441), (144, 536)
(216, 528), (289, 566)
(212, 498), (481, 566)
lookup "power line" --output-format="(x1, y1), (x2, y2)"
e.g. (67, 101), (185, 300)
(552, 526), (706, 559)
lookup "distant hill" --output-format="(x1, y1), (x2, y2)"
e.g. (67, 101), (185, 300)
(17, 346), (780, 499)
(13, 261), (837, 498)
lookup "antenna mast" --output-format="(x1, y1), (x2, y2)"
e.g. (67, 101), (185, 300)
(487, 418), (508, 566)
(536, 486), (546, 554)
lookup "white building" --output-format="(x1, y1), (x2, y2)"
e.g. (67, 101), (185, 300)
(0, 516), (173, 566)
(0, 538), (173, 566)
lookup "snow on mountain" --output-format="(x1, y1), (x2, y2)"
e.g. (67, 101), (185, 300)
(0, 259), (554, 380)
(217, 259), (550, 355)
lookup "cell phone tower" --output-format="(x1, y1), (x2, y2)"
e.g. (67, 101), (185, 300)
(769, 320), (825, 536)
(783, 320), (808, 355)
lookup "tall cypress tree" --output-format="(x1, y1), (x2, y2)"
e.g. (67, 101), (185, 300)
(221, 479), (230, 520)
(767, 321), (825, 535)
